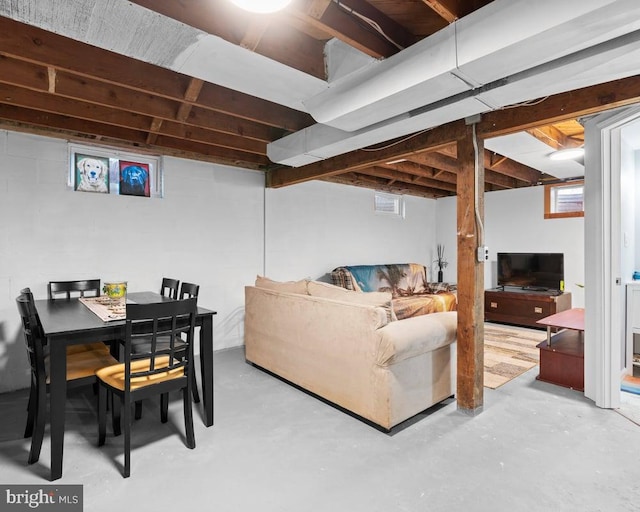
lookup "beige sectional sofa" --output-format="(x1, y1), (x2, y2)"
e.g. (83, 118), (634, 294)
(244, 277), (457, 430)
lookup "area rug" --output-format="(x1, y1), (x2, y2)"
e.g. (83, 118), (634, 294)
(484, 324), (547, 389)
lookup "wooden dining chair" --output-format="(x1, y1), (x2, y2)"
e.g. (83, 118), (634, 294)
(97, 298), (198, 478)
(160, 277), (180, 299)
(132, 282), (201, 420)
(179, 281), (200, 300)
(48, 279), (101, 300)
(178, 282), (201, 402)
(48, 279), (114, 356)
(16, 292), (119, 465)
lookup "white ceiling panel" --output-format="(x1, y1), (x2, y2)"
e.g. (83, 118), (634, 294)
(486, 132), (584, 180)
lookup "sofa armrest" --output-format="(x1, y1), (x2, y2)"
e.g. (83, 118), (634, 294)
(376, 311), (457, 366)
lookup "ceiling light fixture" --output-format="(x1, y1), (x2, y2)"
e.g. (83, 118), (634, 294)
(229, 0), (292, 13)
(548, 147), (585, 161)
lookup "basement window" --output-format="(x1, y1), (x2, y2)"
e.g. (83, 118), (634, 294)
(67, 142), (163, 198)
(374, 191), (405, 218)
(544, 180), (584, 219)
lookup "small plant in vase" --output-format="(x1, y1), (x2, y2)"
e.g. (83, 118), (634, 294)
(435, 244), (448, 283)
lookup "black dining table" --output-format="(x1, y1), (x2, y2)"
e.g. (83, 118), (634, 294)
(34, 291), (216, 481)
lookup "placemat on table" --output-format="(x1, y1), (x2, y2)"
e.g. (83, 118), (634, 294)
(79, 296), (126, 322)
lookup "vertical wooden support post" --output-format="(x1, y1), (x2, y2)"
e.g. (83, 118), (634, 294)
(456, 123), (485, 414)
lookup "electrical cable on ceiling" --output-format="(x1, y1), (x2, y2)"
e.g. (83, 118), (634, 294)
(332, 0), (405, 51)
(500, 96), (550, 109)
(359, 127), (432, 151)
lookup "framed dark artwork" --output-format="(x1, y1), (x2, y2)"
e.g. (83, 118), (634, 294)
(68, 143), (162, 198)
(119, 161), (150, 197)
(74, 153), (109, 193)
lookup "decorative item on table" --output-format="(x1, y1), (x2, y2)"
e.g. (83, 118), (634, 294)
(633, 271), (640, 281)
(103, 281), (127, 303)
(434, 244), (448, 283)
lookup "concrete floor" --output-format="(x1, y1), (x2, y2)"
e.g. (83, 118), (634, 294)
(1, 346), (640, 512)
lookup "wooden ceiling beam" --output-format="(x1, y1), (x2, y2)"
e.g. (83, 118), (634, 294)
(267, 120), (467, 187)
(0, 82), (154, 131)
(489, 153), (508, 167)
(479, 75), (640, 138)
(410, 151), (459, 173)
(240, 18), (272, 51)
(364, 165), (457, 193)
(292, 0), (414, 57)
(420, 0), (458, 23)
(484, 169), (519, 189)
(153, 133), (268, 167)
(0, 17), (310, 131)
(483, 152), (541, 184)
(176, 78), (204, 123)
(325, 173), (444, 198)
(0, 110), (268, 169)
(0, 61), (284, 144)
(0, 80), (268, 156)
(146, 118), (163, 145)
(129, 0), (327, 78)
(0, 103), (149, 144)
(306, 0), (333, 18)
(160, 120), (266, 155)
(269, 75), (640, 190)
(382, 160), (445, 180)
(525, 125), (582, 151)
(47, 66), (56, 94)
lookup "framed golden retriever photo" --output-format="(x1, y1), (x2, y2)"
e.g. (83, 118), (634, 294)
(69, 143), (163, 198)
(74, 153), (109, 193)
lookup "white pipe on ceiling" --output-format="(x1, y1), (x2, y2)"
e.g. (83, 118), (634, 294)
(269, 28), (640, 166)
(301, 0), (640, 132)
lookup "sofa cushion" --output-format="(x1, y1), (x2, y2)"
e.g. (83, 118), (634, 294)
(307, 281), (396, 322)
(332, 264), (428, 297)
(255, 276), (309, 295)
(376, 311), (457, 366)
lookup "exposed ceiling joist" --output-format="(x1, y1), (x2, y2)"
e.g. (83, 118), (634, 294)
(420, 0), (459, 22)
(0, 1), (638, 199)
(268, 74), (640, 191)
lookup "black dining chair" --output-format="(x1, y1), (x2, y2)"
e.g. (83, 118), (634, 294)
(132, 282), (202, 420)
(97, 298), (198, 478)
(48, 279), (114, 356)
(160, 278), (180, 300)
(177, 282), (201, 402)
(48, 279), (101, 300)
(16, 291), (119, 464)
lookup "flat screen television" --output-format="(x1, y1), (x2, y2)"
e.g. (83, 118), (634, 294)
(497, 252), (564, 292)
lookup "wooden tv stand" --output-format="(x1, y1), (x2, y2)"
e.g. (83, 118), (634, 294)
(484, 288), (572, 329)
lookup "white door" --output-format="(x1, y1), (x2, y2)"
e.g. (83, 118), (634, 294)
(584, 106), (640, 408)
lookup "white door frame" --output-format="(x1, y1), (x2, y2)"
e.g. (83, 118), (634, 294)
(584, 105), (640, 408)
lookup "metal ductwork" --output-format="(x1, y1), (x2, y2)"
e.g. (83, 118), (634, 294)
(269, 0), (640, 166)
(2, 0), (640, 169)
